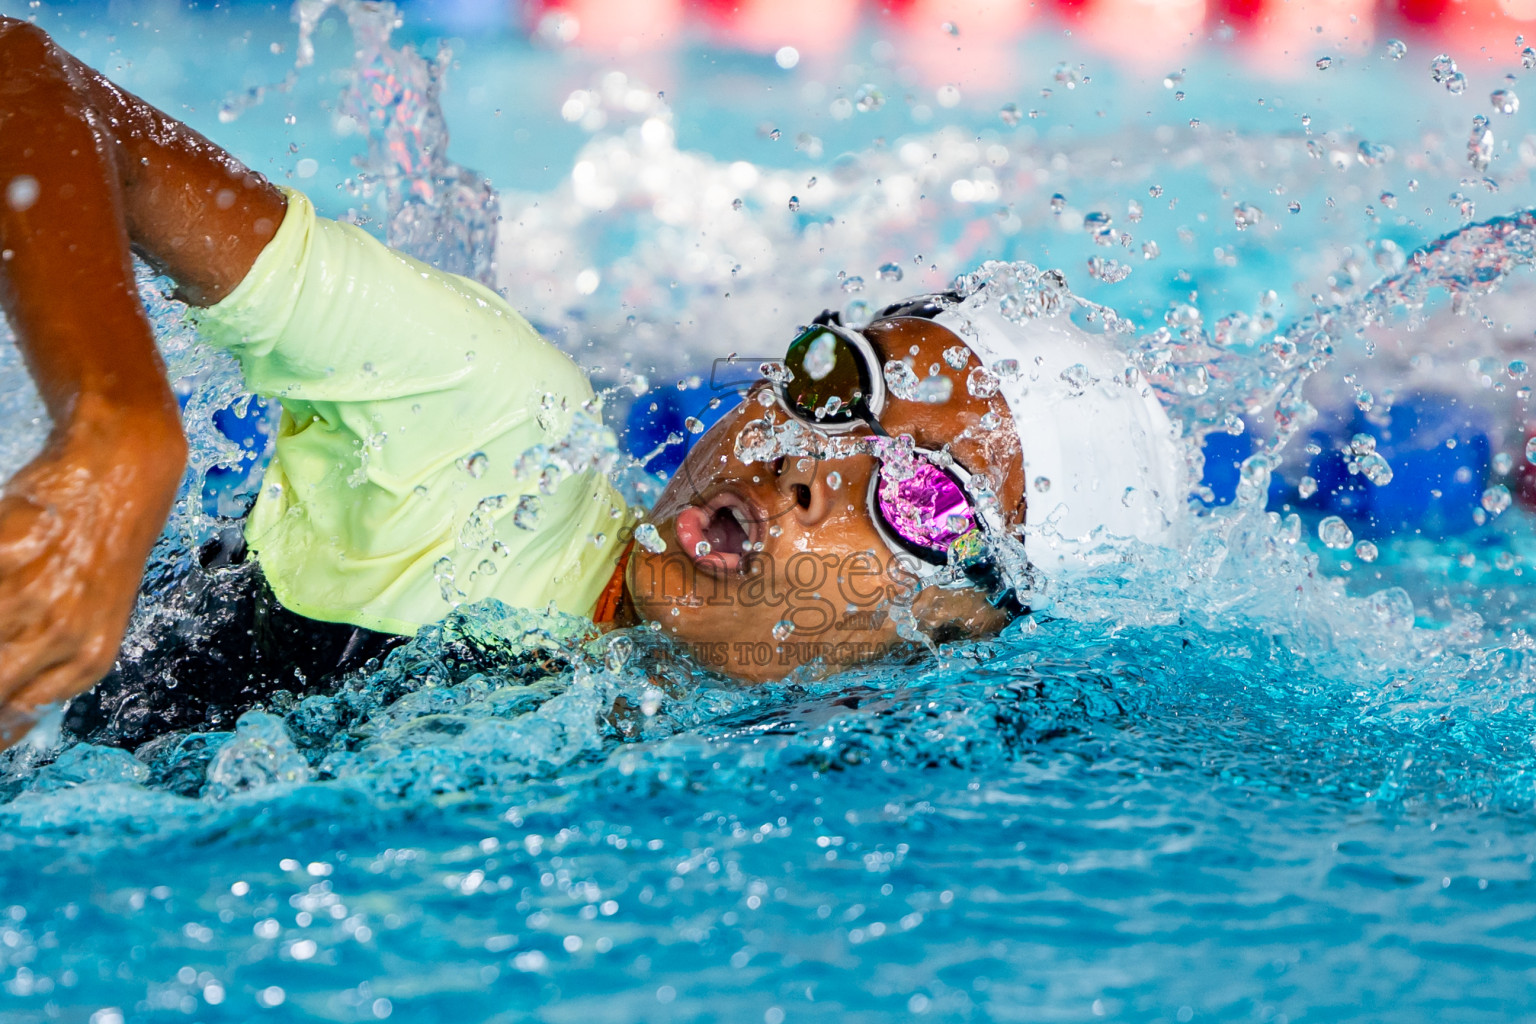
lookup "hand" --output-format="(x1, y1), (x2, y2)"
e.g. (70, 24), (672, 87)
(0, 396), (184, 747)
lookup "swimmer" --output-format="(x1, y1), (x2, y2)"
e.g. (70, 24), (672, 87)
(0, 20), (1183, 746)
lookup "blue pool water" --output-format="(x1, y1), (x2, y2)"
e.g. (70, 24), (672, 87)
(6, 2), (1536, 1022)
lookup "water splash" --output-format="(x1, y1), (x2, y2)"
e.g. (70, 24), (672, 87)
(296, 0), (498, 285)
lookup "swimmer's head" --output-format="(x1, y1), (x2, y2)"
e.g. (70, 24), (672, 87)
(625, 292), (1183, 682)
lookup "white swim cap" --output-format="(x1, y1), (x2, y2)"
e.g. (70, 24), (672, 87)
(933, 299), (1186, 574)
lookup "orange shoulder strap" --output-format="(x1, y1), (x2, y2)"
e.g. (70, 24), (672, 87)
(590, 541), (634, 627)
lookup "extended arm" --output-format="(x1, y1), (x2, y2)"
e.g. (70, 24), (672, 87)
(0, 18), (286, 742)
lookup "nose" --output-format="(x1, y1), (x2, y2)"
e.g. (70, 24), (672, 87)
(774, 455), (840, 527)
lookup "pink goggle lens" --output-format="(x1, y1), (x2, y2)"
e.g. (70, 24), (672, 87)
(875, 461), (977, 556)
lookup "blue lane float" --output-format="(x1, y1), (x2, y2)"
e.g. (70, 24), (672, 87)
(1200, 391), (1495, 540)
(624, 376), (747, 478)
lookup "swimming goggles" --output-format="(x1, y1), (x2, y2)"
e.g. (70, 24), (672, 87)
(774, 294), (954, 432)
(772, 302), (1024, 615)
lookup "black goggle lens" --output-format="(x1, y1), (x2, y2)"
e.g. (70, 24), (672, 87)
(780, 327), (869, 425)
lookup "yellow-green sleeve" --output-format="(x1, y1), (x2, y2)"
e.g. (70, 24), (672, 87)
(189, 188), (633, 636)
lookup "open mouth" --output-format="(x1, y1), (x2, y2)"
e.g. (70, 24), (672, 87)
(672, 490), (762, 574)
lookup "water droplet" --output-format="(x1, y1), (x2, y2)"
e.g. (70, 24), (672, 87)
(1298, 475), (1318, 499)
(1446, 71), (1468, 95)
(458, 451), (489, 477)
(732, 197), (744, 211)
(477, 558), (498, 577)
(1233, 202), (1264, 229)
(1380, 191), (1397, 208)
(787, 195), (800, 212)
(1524, 46), (1536, 69)
(684, 416), (706, 434)
(1142, 240), (1161, 260)
(1509, 359), (1529, 380)
(877, 261), (904, 282)
(1059, 363), (1095, 392)
(1431, 53), (1458, 83)
(1127, 199), (1143, 222)
(1494, 451), (1514, 475)
(1492, 89), (1520, 114)
(1318, 516), (1354, 549)
(772, 620), (795, 641)
(694, 540), (712, 557)
(1358, 452), (1394, 486)
(943, 345), (971, 370)
(760, 360), (793, 386)
(434, 556), (460, 603)
(1354, 540), (1378, 563)
(1385, 38), (1407, 60)
(769, 128), (782, 141)
(635, 522), (666, 554)
(1315, 56), (1334, 70)
(804, 332), (838, 381)
(1483, 484), (1513, 516)
(999, 103), (1022, 127)
(1052, 62), (1079, 89)
(1033, 476), (1051, 493)
(841, 275), (865, 293)
(5, 175), (38, 212)
(884, 360), (920, 400)
(913, 375), (954, 404)
(513, 495), (543, 530)
(1287, 201), (1302, 214)
(1468, 115), (1494, 171)
(1050, 193), (1067, 214)
(967, 365), (1001, 398)
(1357, 140), (1394, 166)
(854, 85), (884, 112)
(1374, 240), (1405, 273)
(1086, 256), (1131, 283)
(1525, 436), (1536, 464)
(1148, 184), (1164, 198)
(827, 471), (843, 491)
(1083, 210), (1113, 234)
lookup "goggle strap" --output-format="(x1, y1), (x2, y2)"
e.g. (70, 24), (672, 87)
(962, 561), (1028, 619)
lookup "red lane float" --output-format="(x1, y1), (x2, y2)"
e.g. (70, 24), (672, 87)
(524, 0), (686, 52)
(1055, 0), (1208, 65)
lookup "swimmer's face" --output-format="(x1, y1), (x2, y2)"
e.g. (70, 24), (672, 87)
(626, 319), (1027, 683)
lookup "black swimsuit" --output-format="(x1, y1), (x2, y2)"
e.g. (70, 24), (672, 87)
(63, 526), (405, 750)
